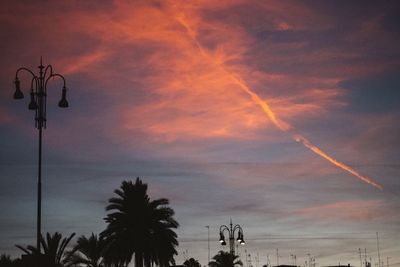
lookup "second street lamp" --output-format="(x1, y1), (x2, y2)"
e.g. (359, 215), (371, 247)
(219, 219), (245, 255)
(12, 57), (69, 258)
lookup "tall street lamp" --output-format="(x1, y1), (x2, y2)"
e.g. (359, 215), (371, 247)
(219, 219), (245, 255)
(12, 57), (69, 254)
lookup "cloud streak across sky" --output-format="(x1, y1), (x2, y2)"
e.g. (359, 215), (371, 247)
(0, 1), (400, 266)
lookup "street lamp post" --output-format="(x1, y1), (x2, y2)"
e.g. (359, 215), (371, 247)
(218, 219), (245, 255)
(12, 57), (69, 255)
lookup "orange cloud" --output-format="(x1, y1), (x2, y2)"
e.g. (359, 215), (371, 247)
(8, 1), (346, 146)
(82, 2), (343, 144)
(4, 1), (393, 173)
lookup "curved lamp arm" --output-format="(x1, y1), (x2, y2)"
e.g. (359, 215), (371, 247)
(15, 67), (37, 80)
(219, 225), (230, 244)
(232, 224), (245, 244)
(232, 224), (243, 235)
(44, 64), (53, 79)
(14, 67), (38, 99)
(45, 73), (66, 89)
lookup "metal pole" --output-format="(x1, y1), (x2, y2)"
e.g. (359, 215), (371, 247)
(276, 249), (279, 266)
(229, 219), (234, 255)
(206, 226), (210, 264)
(257, 252), (259, 267)
(376, 233), (381, 267)
(37, 123), (42, 252)
(36, 59), (45, 267)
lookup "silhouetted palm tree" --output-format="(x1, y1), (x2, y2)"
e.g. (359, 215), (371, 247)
(209, 251), (242, 267)
(67, 233), (106, 267)
(100, 178), (179, 267)
(16, 232), (75, 267)
(183, 258), (201, 267)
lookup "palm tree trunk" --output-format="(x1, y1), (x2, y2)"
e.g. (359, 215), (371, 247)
(135, 252), (143, 267)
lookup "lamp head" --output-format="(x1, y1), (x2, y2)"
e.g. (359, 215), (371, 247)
(240, 238), (245, 245)
(221, 240), (226, 246)
(236, 233), (242, 243)
(219, 232), (225, 244)
(58, 87), (69, 108)
(28, 91), (38, 110)
(13, 78), (24, 99)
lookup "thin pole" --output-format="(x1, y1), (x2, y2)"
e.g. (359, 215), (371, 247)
(229, 219), (234, 255)
(359, 248), (363, 267)
(276, 249), (279, 266)
(37, 125), (42, 252)
(257, 252), (259, 267)
(206, 225), (210, 263)
(37, 58), (45, 264)
(376, 232), (381, 267)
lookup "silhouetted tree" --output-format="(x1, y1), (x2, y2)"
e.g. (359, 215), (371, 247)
(0, 254), (13, 267)
(16, 232), (75, 267)
(67, 233), (106, 267)
(100, 178), (179, 267)
(209, 251), (242, 267)
(183, 258), (201, 267)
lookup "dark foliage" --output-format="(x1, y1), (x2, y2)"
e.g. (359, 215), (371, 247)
(183, 258), (202, 267)
(16, 232), (75, 267)
(100, 178), (179, 267)
(209, 251), (243, 267)
(67, 233), (107, 267)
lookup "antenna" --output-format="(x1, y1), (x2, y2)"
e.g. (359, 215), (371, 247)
(256, 252), (259, 267)
(376, 232), (381, 267)
(277, 249), (279, 266)
(205, 225), (210, 264)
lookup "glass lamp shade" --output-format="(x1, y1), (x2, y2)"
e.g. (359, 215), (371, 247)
(219, 232), (226, 244)
(28, 92), (38, 110)
(13, 78), (24, 99)
(58, 87), (69, 108)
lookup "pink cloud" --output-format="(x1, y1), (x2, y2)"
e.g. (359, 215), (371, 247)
(2, 0), (397, 170)
(294, 199), (389, 222)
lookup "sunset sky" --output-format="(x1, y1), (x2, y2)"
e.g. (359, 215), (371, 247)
(0, 1), (399, 266)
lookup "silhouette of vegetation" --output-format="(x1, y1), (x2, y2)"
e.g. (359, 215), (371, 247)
(100, 178), (179, 267)
(209, 251), (243, 267)
(183, 257), (201, 267)
(67, 233), (106, 267)
(0, 254), (13, 267)
(4, 178), (179, 267)
(16, 232), (75, 267)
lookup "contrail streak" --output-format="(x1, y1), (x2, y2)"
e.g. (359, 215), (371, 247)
(176, 15), (383, 190)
